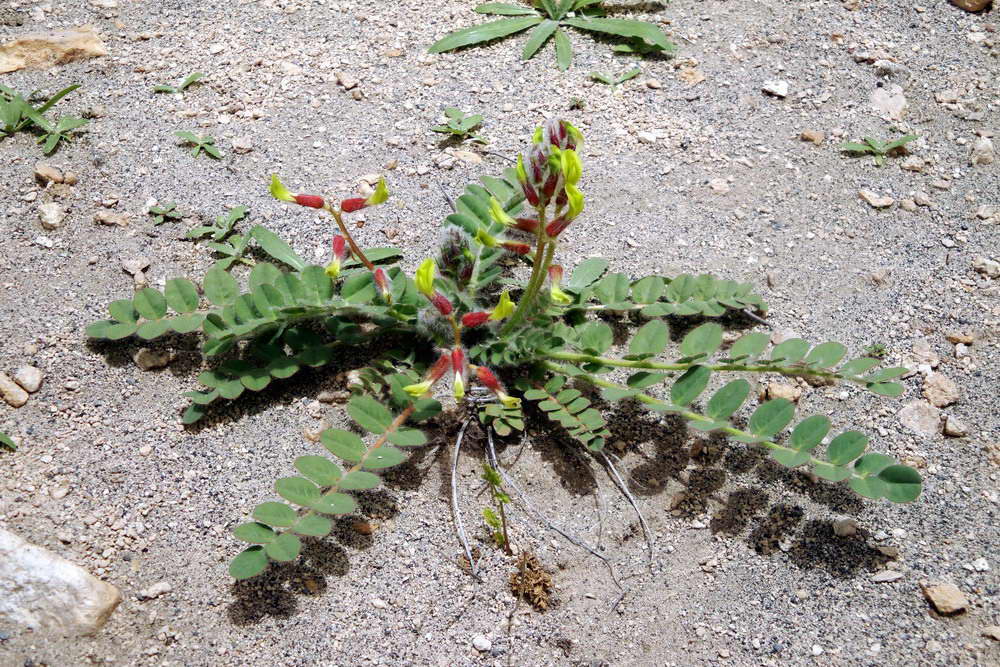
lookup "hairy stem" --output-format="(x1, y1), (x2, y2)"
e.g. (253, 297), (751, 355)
(328, 206), (373, 271)
(500, 210), (553, 335)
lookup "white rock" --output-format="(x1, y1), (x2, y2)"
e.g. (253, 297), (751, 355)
(13, 365), (43, 393)
(943, 415), (968, 438)
(859, 190), (894, 208)
(973, 257), (1000, 278)
(967, 557), (990, 572)
(0, 527), (121, 635)
(970, 137), (995, 166)
(872, 570), (904, 583)
(762, 80), (789, 97)
(137, 581), (172, 600)
(922, 372), (959, 407)
(0, 26), (108, 74)
(897, 400), (940, 437)
(637, 131), (658, 144)
(472, 635), (492, 652)
(871, 84), (908, 120)
(0, 372), (29, 407)
(833, 519), (858, 537)
(90, 0), (119, 7)
(708, 178), (730, 194)
(38, 202), (66, 230)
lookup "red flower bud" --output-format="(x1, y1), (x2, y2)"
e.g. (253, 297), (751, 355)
(501, 241), (532, 256)
(542, 173), (559, 199)
(476, 366), (502, 393)
(461, 311), (490, 328)
(555, 189), (568, 209)
(514, 217), (539, 233)
(294, 194), (325, 208)
(451, 347), (465, 371)
(332, 235), (348, 260)
(522, 182), (540, 207)
(429, 352), (451, 381)
(545, 217), (571, 238)
(373, 268), (390, 296)
(341, 198), (367, 213)
(431, 292), (453, 316)
(548, 264), (564, 284)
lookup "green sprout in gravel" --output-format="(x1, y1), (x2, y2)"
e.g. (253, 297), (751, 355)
(153, 71), (205, 94)
(864, 342), (888, 359)
(0, 83), (88, 154)
(175, 130), (221, 159)
(429, 1), (675, 71)
(87, 119), (923, 581)
(590, 66), (641, 88)
(186, 205), (253, 270)
(482, 463), (513, 554)
(840, 134), (917, 167)
(432, 107), (488, 144)
(148, 202), (183, 225)
(0, 431), (15, 452)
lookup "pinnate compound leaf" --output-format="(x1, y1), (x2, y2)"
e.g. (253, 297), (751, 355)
(804, 341), (847, 369)
(233, 522), (276, 544)
(567, 257), (608, 291)
(265, 532), (301, 562)
(749, 399), (795, 438)
(164, 278), (199, 313)
(338, 470), (381, 490)
(133, 288), (167, 320)
(203, 265), (239, 306)
(347, 395), (394, 434)
(252, 502), (296, 527)
(321, 429), (366, 462)
(629, 320), (668, 359)
(311, 492), (356, 515)
(771, 338), (809, 364)
(275, 476), (321, 506)
(727, 332), (770, 361)
(706, 379), (751, 420)
(428, 17), (543, 53)
(294, 456), (342, 486)
(292, 514), (332, 537)
(670, 365), (711, 407)
(877, 465), (922, 503)
(387, 427), (427, 447)
(230, 546), (268, 579)
(362, 445), (407, 469)
(680, 322), (723, 359)
(826, 431), (868, 465)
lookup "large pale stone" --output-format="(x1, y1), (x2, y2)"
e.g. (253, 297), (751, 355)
(0, 528), (121, 635)
(898, 400), (940, 437)
(950, 0), (992, 12)
(0, 26), (107, 74)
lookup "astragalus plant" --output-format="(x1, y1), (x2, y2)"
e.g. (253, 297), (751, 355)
(87, 120), (922, 579)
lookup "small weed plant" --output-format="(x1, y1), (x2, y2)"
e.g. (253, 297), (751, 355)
(0, 83), (87, 154)
(481, 464), (513, 554)
(590, 66), (641, 88)
(87, 120), (922, 580)
(148, 202), (183, 225)
(153, 72), (205, 94)
(175, 131), (221, 159)
(0, 431), (15, 451)
(840, 134), (917, 166)
(432, 107), (488, 143)
(429, 1), (675, 71)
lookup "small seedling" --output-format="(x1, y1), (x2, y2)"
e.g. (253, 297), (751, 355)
(590, 66), (641, 88)
(0, 83), (88, 154)
(148, 202), (183, 225)
(429, 1), (675, 71)
(481, 463), (513, 554)
(153, 72), (205, 94)
(568, 96), (585, 110)
(840, 134), (916, 167)
(175, 131), (221, 159)
(864, 343), (888, 359)
(186, 205), (252, 269)
(0, 431), (16, 452)
(431, 108), (487, 144)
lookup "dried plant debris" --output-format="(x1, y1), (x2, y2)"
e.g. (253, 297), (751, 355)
(510, 551), (553, 611)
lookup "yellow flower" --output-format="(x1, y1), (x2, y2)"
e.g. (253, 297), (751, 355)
(415, 258), (436, 297)
(489, 290), (515, 321)
(269, 174), (295, 203)
(365, 177), (389, 206)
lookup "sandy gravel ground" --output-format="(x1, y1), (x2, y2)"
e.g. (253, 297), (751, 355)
(1, 0), (998, 665)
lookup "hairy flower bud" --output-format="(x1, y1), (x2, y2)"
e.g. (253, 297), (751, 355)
(403, 352), (451, 397)
(545, 217), (571, 238)
(548, 264), (572, 305)
(514, 217), (539, 233)
(373, 268), (391, 301)
(294, 194), (325, 208)
(341, 197), (367, 213)
(475, 366), (520, 408)
(501, 241), (532, 255)
(451, 348), (467, 400)
(431, 292), (453, 316)
(461, 311), (490, 328)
